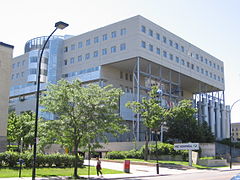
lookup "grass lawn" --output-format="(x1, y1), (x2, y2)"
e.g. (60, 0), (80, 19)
(0, 166), (124, 178)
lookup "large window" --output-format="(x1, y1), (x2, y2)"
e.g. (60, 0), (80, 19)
(111, 31), (117, 38)
(94, 37), (99, 43)
(163, 51), (167, 58)
(148, 29), (153, 37)
(103, 34), (108, 41)
(93, 50), (98, 57)
(111, 46), (116, 53)
(120, 28), (126, 36)
(149, 44), (153, 52)
(78, 42), (83, 48)
(141, 25), (146, 33)
(102, 48), (107, 55)
(141, 41), (146, 48)
(86, 39), (90, 46)
(120, 43), (126, 51)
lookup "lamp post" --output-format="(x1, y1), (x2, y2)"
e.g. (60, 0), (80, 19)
(32, 21), (68, 180)
(229, 99), (240, 170)
(152, 130), (160, 174)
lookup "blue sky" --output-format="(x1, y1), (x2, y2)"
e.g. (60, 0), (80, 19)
(1, 0), (240, 122)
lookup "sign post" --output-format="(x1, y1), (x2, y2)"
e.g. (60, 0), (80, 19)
(174, 143), (199, 166)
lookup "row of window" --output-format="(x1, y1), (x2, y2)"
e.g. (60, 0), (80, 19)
(64, 28), (127, 52)
(120, 71), (133, 82)
(12, 60), (26, 69)
(120, 85), (133, 93)
(141, 41), (224, 83)
(64, 43), (127, 65)
(11, 71), (24, 80)
(141, 25), (223, 72)
(62, 66), (100, 78)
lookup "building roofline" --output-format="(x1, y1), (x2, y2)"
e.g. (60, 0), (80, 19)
(0, 42), (14, 49)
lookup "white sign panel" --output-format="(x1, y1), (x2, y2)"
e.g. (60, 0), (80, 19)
(174, 143), (199, 150)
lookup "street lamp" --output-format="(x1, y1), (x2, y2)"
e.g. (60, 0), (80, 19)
(229, 99), (240, 169)
(32, 21), (68, 180)
(152, 130), (160, 174)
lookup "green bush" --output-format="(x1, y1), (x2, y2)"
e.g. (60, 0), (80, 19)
(106, 151), (126, 159)
(0, 151), (82, 168)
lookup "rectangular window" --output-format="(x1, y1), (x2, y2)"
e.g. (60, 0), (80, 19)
(156, 33), (160, 40)
(16, 73), (20, 78)
(111, 31), (117, 38)
(141, 41), (146, 48)
(86, 39), (90, 46)
(30, 57), (38, 63)
(181, 46), (184, 52)
(71, 44), (75, 51)
(29, 69), (37, 75)
(12, 63), (15, 69)
(175, 56), (179, 63)
(201, 68), (204, 74)
(214, 74), (216, 79)
(64, 46), (68, 52)
(209, 61), (212, 67)
(111, 46), (116, 53)
(163, 36), (167, 43)
(175, 43), (179, 49)
(78, 55), (82, 61)
(217, 65), (220, 70)
(11, 74), (14, 79)
(120, 28), (126, 36)
(191, 64), (194, 70)
(196, 54), (199, 60)
(85, 53), (90, 60)
(205, 58), (208, 64)
(213, 63), (216, 68)
(103, 34), (108, 41)
(70, 57), (74, 64)
(64, 59), (68, 65)
(196, 66), (200, 72)
(200, 56), (203, 62)
(141, 25), (146, 33)
(93, 50), (98, 57)
(130, 74), (133, 81)
(102, 48), (107, 55)
(169, 54), (173, 60)
(22, 60), (25, 66)
(163, 51), (167, 58)
(125, 73), (128, 80)
(148, 29), (153, 37)
(149, 44), (153, 52)
(94, 37), (99, 43)
(210, 72), (212, 78)
(21, 72), (24, 77)
(181, 59), (185, 65)
(187, 62), (190, 68)
(120, 43), (126, 51)
(221, 67), (224, 72)
(120, 71), (123, 79)
(78, 42), (83, 48)
(156, 48), (160, 55)
(169, 40), (173, 46)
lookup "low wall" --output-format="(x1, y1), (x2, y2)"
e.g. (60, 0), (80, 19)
(198, 159), (228, 167)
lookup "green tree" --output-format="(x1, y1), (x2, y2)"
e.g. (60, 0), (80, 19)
(126, 86), (166, 160)
(165, 99), (214, 143)
(40, 79), (127, 178)
(7, 112), (35, 150)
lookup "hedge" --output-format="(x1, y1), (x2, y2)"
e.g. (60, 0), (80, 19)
(0, 151), (83, 168)
(106, 143), (188, 160)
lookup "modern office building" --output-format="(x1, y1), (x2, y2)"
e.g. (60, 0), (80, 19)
(231, 123), (240, 142)
(10, 15), (229, 141)
(0, 42), (14, 152)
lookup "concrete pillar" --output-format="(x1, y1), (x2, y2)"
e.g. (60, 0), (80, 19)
(209, 100), (215, 134)
(215, 101), (221, 140)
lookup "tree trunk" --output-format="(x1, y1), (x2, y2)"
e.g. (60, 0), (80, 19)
(144, 128), (149, 161)
(73, 128), (79, 178)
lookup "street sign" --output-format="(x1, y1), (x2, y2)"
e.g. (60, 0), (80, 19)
(174, 143), (199, 150)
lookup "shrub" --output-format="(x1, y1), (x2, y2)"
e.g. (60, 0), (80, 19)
(106, 151), (126, 159)
(0, 151), (82, 168)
